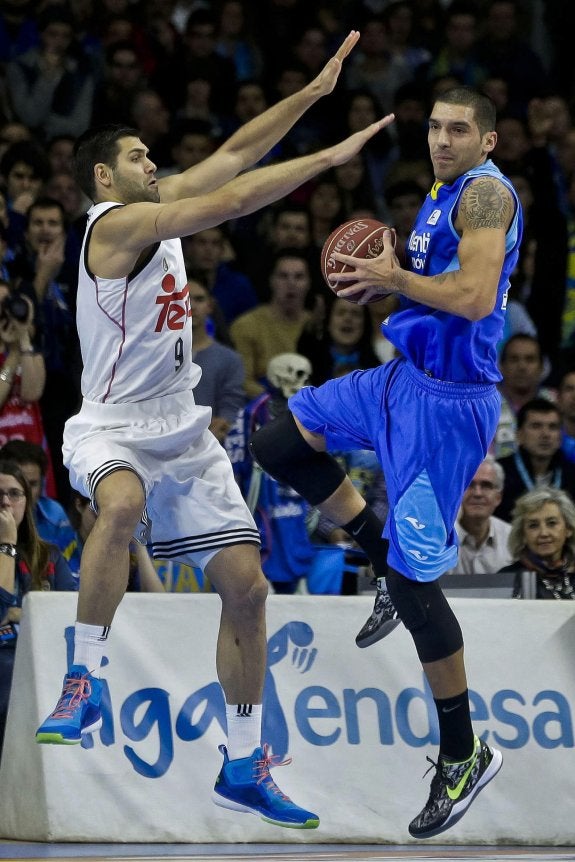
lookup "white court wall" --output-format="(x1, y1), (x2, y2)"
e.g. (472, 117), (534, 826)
(0, 593), (573, 845)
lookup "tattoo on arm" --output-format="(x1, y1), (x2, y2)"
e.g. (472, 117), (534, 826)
(460, 177), (514, 230)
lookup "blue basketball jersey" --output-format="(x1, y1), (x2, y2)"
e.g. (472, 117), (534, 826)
(384, 159), (523, 383)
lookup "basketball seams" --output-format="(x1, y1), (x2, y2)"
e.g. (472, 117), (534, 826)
(320, 218), (389, 299)
(324, 227), (385, 276)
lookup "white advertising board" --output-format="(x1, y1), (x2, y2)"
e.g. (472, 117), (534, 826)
(0, 593), (573, 845)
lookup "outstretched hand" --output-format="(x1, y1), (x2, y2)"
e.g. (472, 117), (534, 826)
(329, 228), (403, 304)
(312, 30), (360, 98)
(330, 113), (395, 168)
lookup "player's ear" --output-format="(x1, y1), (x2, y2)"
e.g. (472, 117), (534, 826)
(95, 162), (111, 187)
(483, 131), (497, 154)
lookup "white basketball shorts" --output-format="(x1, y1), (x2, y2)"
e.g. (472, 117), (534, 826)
(63, 392), (260, 571)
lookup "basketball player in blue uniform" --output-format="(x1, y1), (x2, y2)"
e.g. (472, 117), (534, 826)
(251, 87), (523, 838)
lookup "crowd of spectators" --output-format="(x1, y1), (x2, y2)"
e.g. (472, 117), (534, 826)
(1, 0), (575, 604)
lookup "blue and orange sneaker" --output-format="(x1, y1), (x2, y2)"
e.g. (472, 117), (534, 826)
(35, 665), (103, 745)
(212, 743), (319, 829)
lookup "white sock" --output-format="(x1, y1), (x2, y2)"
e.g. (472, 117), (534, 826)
(73, 622), (111, 676)
(225, 704), (262, 760)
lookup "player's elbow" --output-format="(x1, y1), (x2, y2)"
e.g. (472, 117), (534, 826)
(462, 284), (497, 321)
(466, 300), (494, 321)
(214, 186), (247, 221)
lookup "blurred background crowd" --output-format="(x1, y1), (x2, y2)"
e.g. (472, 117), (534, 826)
(1, 0), (575, 611)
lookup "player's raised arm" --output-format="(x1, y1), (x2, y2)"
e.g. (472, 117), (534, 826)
(158, 30), (361, 202)
(91, 115), (395, 277)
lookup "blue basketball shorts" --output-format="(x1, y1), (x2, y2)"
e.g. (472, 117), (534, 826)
(289, 358), (501, 582)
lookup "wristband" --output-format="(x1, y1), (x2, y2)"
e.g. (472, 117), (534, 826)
(0, 543), (17, 558)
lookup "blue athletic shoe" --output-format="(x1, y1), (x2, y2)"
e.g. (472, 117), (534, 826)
(35, 665), (103, 745)
(212, 744), (319, 829)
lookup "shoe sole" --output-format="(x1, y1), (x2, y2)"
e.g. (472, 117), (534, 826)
(356, 618), (401, 648)
(35, 716), (103, 745)
(409, 748), (503, 839)
(211, 791), (319, 829)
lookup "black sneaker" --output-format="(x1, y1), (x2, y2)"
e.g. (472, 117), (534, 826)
(408, 736), (502, 839)
(355, 578), (401, 648)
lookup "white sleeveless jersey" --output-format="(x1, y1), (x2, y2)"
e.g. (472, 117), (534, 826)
(77, 201), (201, 403)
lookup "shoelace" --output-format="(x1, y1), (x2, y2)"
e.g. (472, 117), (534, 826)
(253, 743), (293, 799)
(50, 675), (93, 719)
(422, 752), (475, 788)
(422, 755), (439, 780)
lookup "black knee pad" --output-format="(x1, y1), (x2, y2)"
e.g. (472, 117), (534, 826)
(386, 568), (463, 663)
(249, 411), (346, 505)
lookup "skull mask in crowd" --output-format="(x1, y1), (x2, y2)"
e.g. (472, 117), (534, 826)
(267, 353), (312, 399)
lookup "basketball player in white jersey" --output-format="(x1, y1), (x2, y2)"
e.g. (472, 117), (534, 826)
(34, 31), (395, 828)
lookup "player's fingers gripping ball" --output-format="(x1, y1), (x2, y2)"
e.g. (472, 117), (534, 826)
(320, 218), (395, 303)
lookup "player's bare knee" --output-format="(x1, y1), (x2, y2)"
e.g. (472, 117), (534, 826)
(220, 571), (268, 622)
(246, 572), (269, 610)
(96, 500), (143, 539)
(94, 476), (145, 537)
(208, 544), (268, 608)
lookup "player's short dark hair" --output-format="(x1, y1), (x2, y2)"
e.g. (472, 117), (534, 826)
(516, 398), (560, 430)
(433, 86), (496, 136)
(73, 123), (138, 201)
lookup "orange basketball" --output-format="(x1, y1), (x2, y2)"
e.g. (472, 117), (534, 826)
(320, 218), (393, 303)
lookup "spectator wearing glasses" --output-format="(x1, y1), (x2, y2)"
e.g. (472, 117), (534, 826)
(450, 456), (512, 574)
(0, 459), (76, 754)
(0, 440), (76, 566)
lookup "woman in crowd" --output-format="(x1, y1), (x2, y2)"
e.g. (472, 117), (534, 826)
(0, 459), (76, 752)
(498, 486), (575, 599)
(297, 295), (381, 386)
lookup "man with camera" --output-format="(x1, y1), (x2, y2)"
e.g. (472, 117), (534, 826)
(0, 278), (46, 459)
